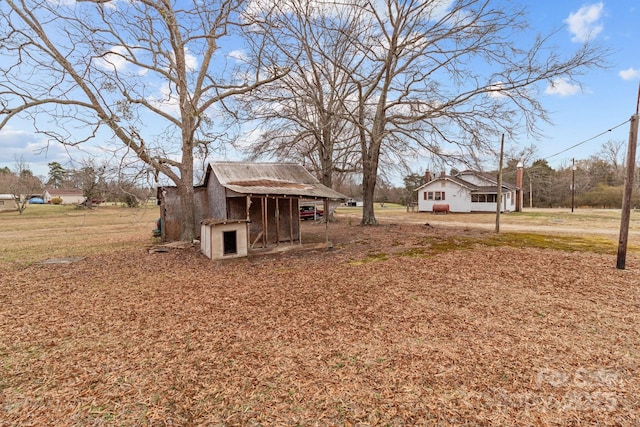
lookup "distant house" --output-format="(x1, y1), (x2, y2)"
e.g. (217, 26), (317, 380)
(416, 171), (517, 213)
(158, 162), (347, 259)
(0, 194), (18, 212)
(43, 189), (86, 205)
(344, 198), (363, 207)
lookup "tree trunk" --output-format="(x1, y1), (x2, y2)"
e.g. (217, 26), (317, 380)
(361, 144), (380, 225)
(178, 182), (196, 242)
(319, 129), (336, 222)
(360, 94), (384, 225)
(178, 138), (196, 241)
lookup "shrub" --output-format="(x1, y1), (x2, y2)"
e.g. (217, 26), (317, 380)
(50, 197), (63, 205)
(122, 194), (140, 208)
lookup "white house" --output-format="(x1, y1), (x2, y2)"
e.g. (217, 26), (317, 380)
(43, 188), (86, 205)
(0, 194), (18, 212)
(416, 171), (517, 213)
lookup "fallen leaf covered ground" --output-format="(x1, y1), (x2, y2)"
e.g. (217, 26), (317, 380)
(1, 220), (639, 426)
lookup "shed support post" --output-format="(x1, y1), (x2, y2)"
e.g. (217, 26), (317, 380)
(289, 198), (294, 245)
(246, 195), (251, 250)
(324, 199), (329, 243)
(262, 196), (267, 248)
(298, 197), (302, 245)
(275, 197), (280, 245)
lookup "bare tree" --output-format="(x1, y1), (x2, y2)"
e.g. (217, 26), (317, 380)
(0, 157), (43, 214)
(66, 159), (109, 209)
(598, 140), (626, 183)
(334, 0), (608, 224)
(239, 1), (364, 190)
(0, 0), (286, 239)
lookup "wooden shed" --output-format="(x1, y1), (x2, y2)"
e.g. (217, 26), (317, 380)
(158, 162), (346, 259)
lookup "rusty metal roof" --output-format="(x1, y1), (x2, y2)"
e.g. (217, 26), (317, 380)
(206, 162), (347, 200)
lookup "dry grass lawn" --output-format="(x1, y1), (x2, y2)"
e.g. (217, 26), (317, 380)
(1, 205), (640, 426)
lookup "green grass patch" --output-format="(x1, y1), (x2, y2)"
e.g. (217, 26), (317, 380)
(413, 232), (622, 257)
(349, 252), (389, 266)
(484, 232), (620, 253)
(355, 231), (626, 266)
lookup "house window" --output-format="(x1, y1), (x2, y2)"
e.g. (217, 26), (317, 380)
(472, 194), (496, 203)
(426, 191), (445, 200)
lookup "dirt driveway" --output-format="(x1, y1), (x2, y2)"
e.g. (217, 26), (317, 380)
(339, 207), (640, 239)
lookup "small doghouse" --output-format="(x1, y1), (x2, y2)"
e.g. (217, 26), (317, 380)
(200, 219), (248, 260)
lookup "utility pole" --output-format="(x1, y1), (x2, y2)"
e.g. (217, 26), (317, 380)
(495, 134), (504, 233)
(571, 158), (576, 213)
(616, 84), (640, 270)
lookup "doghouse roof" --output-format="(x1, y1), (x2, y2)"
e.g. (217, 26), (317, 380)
(205, 162), (347, 200)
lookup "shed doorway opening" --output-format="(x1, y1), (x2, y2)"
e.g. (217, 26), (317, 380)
(223, 230), (237, 255)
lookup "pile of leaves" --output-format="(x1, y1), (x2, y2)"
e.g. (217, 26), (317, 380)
(1, 221), (639, 425)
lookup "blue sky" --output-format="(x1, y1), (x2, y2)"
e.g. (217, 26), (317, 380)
(518, 1), (639, 168)
(0, 0), (638, 182)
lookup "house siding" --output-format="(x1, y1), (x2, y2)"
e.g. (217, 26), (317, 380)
(159, 186), (208, 241)
(417, 181), (471, 213)
(43, 190), (85, 205)
(207, 171), (228, 220)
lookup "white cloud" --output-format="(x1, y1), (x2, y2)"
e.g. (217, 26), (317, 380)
(564, 3), (604, 43)
(0, 126), (36, 149)
(487, 82), (508, 98)
(619, 67), (640, 81)
(228, 50), (248, 62)
(545, 78), (581, 96)
(166, 48), (199, 72)
(428, 0), (455, 20)
(0, 126), (71, 176)
(148, 82), (181, 116)
(184, 48), (199, 72)
(46, 0), (75, 6)
(94, 45), (129, 72)
(244, 0), (354, 20)
(94, 45), (197, 74)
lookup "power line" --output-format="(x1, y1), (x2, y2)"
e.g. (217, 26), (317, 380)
(545, 118), (630, 160)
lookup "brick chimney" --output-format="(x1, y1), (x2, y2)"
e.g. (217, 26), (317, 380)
(425, 170), (431, 182)
(516, 162), (524, 212)
(440, 171), (446, 178)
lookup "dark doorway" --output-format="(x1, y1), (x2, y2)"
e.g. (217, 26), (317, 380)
(223, 230), (237, 255)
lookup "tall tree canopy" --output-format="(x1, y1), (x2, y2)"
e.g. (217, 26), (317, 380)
(1, 0), (609, 231)
(1, 0), (286, 239)
(243, 0), (608, 224)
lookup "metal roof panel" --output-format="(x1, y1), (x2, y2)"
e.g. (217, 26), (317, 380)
(208, 162), (347, 200)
